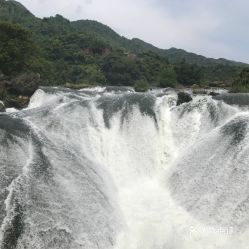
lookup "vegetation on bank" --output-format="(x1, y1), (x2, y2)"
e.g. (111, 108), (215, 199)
(231, 68), (249, 93)
(0, 0), (248, 96)
(134, 79), (150, 92)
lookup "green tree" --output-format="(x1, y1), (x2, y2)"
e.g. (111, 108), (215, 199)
(134, 79), (150, 92)
(159, 66), (178, 88)
(175, 61), (203, 86)
(231, 67), (249, 92)
(82, 64), (106, 84)
(0, 22), (36, 75)
(102, 52), (140, 85)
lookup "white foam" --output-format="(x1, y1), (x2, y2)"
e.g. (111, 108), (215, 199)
(1, 88), (249, 248)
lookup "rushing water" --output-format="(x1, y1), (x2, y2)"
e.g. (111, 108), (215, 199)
(0, 87), (249, 249)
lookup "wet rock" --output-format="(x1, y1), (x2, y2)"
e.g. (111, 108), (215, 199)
(209, 91), (220, 96)
(193, 89), (208, 95)
(7, 73), (40, 96)
(177, 92), (193, 106)
(0, 101), (5, 112)
(4, 95), (30, 109)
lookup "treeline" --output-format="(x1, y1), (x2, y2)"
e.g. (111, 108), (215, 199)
(0, 7), (247, 91)
(0, 21), (207, 89)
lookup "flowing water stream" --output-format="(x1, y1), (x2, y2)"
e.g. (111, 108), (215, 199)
(0, 87), (249, 249)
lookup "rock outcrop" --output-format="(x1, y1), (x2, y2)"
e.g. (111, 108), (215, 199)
(208, 80), (232, 88)
(209, 91), (220, 96)
(0, 73), (40, 109)
(177, 92), (193, 106)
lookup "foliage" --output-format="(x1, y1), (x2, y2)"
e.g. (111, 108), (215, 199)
(158, 66), (178, 88)
(0, 22), (36, 75)
(175, 61), (203, 85)
(81, 64), (106, 84)
(137, 52), (168, 85)
(202, 64), (241, 83)
(64, 82), (95, 90)
(102, 51), (140, 86)
(134, 79), (150, 92)
(0, 0), (37, 25)
(0, 0), (246, 88)
(231, 67), (249, 92)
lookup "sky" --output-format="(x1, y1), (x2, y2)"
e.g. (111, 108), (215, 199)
(17, 0), (249, 63)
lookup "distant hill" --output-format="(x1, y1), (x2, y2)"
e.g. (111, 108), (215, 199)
(0, 0), (247, 88)
(0, 0), (36, 24)
(72, 21), (245, 67)
(162, 47), (245, 67)
(0, 0), (245, 67)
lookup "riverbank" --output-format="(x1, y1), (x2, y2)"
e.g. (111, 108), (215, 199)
(0, 72), (245, 111)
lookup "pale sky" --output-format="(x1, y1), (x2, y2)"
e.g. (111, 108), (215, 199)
(17, 0), (249, 63)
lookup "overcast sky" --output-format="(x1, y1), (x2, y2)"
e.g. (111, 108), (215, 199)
(18, 0), (249, 63)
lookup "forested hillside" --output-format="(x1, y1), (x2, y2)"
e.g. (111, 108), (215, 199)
(0, 0), (247, 89)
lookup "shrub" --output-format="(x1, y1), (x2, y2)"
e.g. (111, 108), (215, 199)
(134, 79), (150, 92)
(158, 66), (178, 88)
(231, 67), (249, 92)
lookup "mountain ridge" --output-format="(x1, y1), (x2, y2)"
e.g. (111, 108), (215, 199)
(0, 0), (247, 96)
(0, 0), (246, 67)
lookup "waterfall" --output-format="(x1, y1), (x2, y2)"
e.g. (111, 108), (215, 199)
(0, 86), (248, 249)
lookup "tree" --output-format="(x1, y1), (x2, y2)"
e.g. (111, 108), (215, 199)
(82, 64), (106, 84)
(134, 79), (150, 92)
(159, 66), (178, 88)
(102, 52), (140, 85)
(0, 22), (36, 75)
(175, 61), (203, 86)
(231, 67), (249, 92)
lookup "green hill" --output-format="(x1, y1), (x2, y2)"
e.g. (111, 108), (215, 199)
(0, 0), (247, 87)
(0, 0), (36, 25)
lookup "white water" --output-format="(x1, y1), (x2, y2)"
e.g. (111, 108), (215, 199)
(0, 87), (249, 248)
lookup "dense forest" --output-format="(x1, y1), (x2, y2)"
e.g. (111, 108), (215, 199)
(0, 0), (248, 91)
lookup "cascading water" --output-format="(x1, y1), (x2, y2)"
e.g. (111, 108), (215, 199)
(0, 86), (249, 249)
